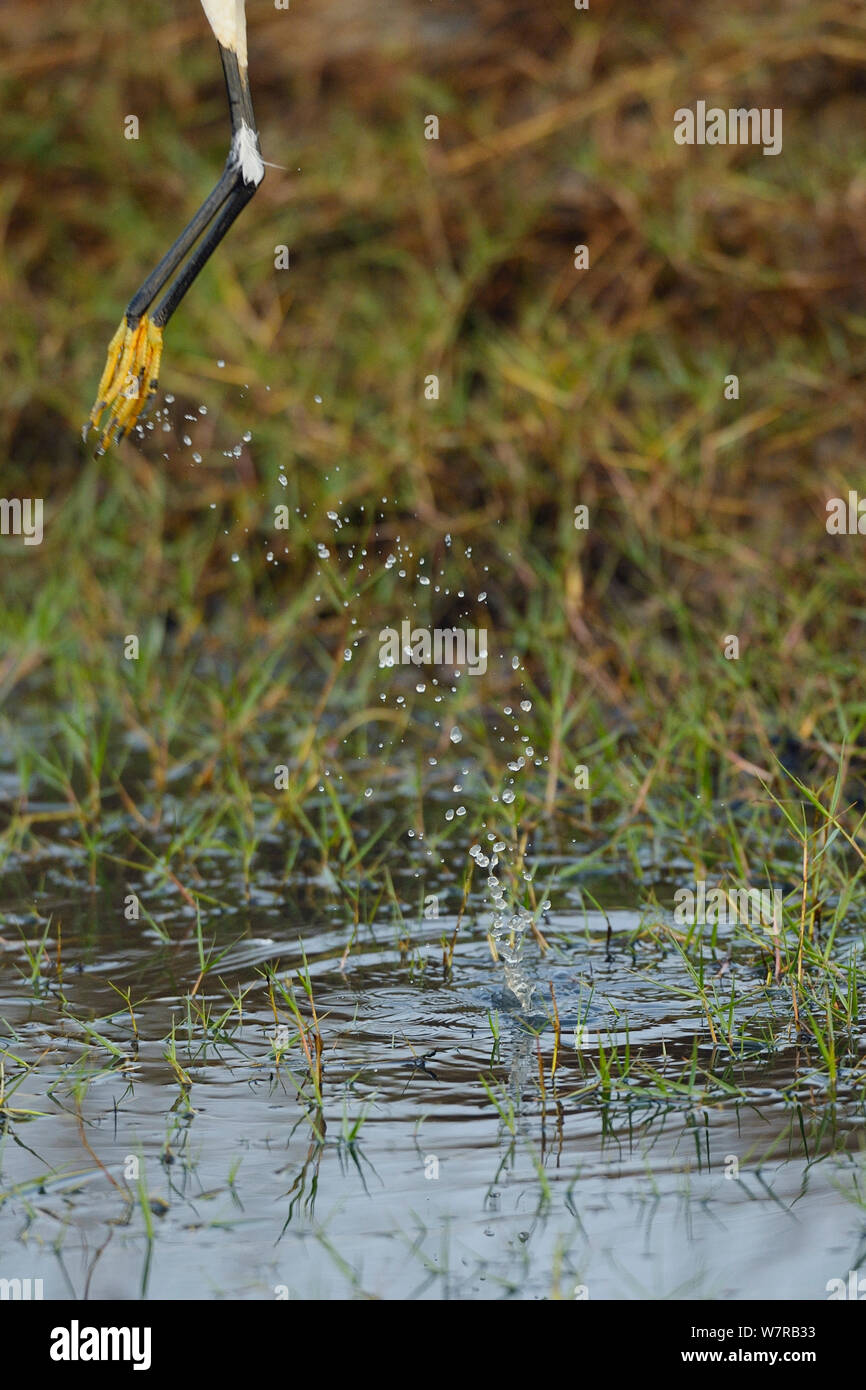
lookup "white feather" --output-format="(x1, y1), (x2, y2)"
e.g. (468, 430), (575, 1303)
(231, 122), (265, 186)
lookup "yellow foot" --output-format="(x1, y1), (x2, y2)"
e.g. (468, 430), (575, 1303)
(85, 315), (164, 454)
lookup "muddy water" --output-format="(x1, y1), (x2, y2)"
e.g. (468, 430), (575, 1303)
(1, 826), (864, 1302)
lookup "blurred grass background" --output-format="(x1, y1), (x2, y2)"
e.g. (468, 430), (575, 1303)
(2, 0), (866, 848)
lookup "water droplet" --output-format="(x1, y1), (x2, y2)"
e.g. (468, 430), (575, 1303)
(449, 727), (462, 744)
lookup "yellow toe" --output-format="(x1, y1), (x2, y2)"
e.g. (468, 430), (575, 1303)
(87, 316), (165, 453)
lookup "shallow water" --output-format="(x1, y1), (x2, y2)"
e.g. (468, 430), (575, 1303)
(1, 821), (864, 1301)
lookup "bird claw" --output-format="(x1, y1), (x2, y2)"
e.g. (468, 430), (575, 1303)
(86, 315), (164, 452)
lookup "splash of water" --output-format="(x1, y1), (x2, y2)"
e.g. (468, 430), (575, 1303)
(471, 840), (538, 1010)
